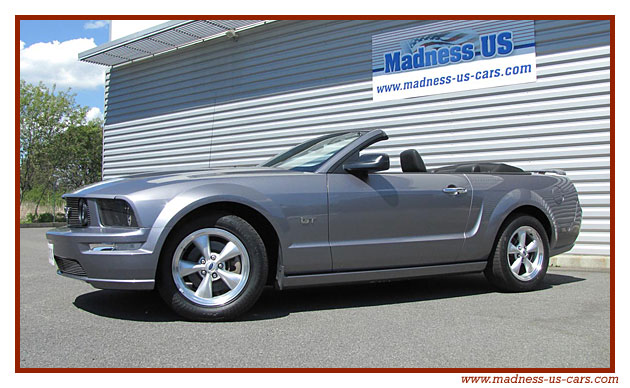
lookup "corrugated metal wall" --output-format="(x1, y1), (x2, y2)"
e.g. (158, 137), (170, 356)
(102, 20), (610, 256)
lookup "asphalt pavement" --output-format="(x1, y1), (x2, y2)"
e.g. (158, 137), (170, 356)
(19, 228), (611, 368)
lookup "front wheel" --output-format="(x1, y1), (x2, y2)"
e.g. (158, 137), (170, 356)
(157, 214), (268, 321)
(484, 215), (550, 292)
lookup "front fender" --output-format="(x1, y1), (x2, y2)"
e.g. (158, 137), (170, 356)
(142, 183), (289, 275)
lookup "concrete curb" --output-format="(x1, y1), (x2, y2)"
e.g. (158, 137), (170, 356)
(551, 255), (610, 269)
(20, 222), (65, 229)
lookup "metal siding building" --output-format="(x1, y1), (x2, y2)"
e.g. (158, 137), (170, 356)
(85, 20), (610, 260)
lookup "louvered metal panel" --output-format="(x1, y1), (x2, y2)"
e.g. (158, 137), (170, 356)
(80, 20), (270, 66)
(101, 20), (610, 257)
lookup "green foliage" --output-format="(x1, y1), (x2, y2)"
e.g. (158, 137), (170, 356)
(54, 119), (103, 189)
(37, 213), (54, 222)
(20, 80), (103, 216)
(22, 212), (63, 224)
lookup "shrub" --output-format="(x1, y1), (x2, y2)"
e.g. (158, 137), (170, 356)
(37, 213), (54, 222)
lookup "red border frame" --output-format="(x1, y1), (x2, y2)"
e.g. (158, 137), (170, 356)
(15, 14), (615, 373)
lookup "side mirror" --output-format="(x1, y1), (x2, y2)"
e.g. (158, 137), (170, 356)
(343, 153), (390, 174)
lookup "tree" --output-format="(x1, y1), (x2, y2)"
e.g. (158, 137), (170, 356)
(20, 80), (103, 216)
(54, 119), (103, 190)
(20, 80), (87, 202)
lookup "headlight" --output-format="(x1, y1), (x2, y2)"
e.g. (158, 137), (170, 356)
(96, 199), (138, 227)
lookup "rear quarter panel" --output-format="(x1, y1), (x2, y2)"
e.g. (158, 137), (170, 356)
(460, 173), (581, 261)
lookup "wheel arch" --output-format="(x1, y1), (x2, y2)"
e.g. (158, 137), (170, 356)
(484, 188), (557, 252)
(497, 205), (554, 246)
(156, 200), (282, 286)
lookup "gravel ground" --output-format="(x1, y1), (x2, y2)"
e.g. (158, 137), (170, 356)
(19, 227), (610, 368)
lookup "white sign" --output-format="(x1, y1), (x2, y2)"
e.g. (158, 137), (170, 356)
(372, 20), (537, 101)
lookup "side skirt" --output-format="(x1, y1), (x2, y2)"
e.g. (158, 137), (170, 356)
(278, 261), (487, 290)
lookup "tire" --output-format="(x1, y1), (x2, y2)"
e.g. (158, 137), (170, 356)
(157, 213), (268, 321)
(484, 215), (550, 292)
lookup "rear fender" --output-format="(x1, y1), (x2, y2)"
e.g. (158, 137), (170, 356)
(486, 188), (556, 248)
(461, 188), (556, 262)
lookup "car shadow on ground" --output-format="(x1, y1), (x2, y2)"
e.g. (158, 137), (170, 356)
(73, 272), (585, 323)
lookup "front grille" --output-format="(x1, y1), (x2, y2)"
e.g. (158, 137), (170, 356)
(65, 197), (90, 227)
(54, 256), (87, 277)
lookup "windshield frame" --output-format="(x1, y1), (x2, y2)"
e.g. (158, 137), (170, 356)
(261, 131), (365, 172)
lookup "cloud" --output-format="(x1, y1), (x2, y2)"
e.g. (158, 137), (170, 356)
(20, 38), (106, 91)
(86, 107), (103, 121)
(84, 20), (109, 30)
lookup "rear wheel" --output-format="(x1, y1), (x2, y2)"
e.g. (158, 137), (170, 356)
(157, 214), (267, 321)
(484, 215), (550, 292)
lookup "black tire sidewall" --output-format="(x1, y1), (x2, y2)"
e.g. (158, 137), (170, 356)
(488, 215), (550, 292)
(157, 213), (268, 321)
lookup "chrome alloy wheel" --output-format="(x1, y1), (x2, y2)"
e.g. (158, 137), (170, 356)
(507, 226), (545, 281)
(172, 228), (250, 306)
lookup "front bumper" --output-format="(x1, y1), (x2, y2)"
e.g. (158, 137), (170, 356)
(46, 226), (159, 290)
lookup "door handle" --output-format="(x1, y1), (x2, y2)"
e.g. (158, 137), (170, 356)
(443, 186), (468, 195)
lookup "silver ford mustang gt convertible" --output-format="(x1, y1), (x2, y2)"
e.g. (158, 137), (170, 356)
(46, 129), (581, 321)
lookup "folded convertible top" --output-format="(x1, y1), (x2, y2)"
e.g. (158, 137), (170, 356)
(431, 162), (525, 174)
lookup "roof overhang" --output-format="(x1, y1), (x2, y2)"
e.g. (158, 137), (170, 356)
(78, 20), (273, 66)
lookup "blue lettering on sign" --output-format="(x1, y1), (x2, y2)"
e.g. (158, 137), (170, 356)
(480, 31), (514, 58)
(383, 31), (514, 74)
(496, 31), (514, 55)
(384, 51), (401, 73)
(461, 43), (475, 61)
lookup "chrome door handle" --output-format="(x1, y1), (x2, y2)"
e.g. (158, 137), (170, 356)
(443, 186), (468, 195)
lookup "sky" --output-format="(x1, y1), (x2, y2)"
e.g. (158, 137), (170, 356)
(19, 20), (111, 121)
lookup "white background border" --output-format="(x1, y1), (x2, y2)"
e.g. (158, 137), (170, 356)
(5, 2), (624, 387)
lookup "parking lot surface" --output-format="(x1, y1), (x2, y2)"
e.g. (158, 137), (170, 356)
(20, 228), (610, 368)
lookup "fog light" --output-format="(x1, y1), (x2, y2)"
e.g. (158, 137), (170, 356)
(89, 243), (143, 251)
(114, 243), (143, 250)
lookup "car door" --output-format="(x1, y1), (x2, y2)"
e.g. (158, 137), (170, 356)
(327, 171), (473, 271)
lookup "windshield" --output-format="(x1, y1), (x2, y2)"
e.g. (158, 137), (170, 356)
(262, 132), (362, 172)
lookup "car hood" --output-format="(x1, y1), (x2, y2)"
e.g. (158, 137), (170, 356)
(67, 167), (308, 198)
